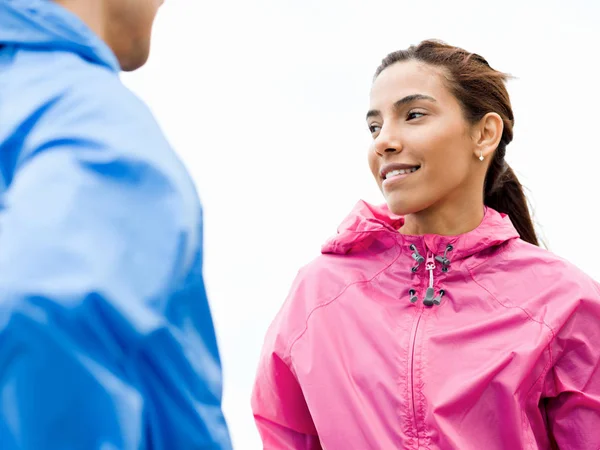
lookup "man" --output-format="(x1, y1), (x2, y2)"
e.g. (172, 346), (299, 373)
(0, 0), (232, 448)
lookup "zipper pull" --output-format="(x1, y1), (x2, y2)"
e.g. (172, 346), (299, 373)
(423, 252), (436, 306)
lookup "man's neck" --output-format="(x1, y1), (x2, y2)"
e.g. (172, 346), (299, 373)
(53, 0), (106, 42)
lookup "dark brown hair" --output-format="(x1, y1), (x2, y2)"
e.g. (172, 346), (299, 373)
(374, 40), (539, 246)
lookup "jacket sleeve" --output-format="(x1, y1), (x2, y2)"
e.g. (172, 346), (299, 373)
(251, 282), (322, 450)
(0, 96), (231, 448)
(545, 282), (600, 450)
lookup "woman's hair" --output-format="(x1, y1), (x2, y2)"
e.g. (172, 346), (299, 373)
(374, 40), (539, 246)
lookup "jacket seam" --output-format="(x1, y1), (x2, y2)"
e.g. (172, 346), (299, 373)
(466, 264), (557, 379)
(287, 242), (403, 361)
(466, 257), (557, 446)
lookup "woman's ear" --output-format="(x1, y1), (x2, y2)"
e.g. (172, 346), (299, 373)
(473, 112), (504, 160)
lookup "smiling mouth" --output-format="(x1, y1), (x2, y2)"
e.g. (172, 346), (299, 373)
(383, 166), (420, 180)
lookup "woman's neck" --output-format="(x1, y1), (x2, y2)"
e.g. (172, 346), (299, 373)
(399, 199), (485, 237)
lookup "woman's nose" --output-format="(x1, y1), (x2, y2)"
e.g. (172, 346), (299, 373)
(374, 126), (402, 156)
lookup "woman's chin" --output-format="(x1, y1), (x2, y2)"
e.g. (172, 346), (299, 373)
(384, 197), (419, 217)
(386, 203), (411, 217)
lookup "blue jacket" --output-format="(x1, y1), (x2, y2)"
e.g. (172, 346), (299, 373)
(0, 1), (232, 448)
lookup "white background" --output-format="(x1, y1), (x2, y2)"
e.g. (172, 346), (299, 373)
(122, 1), (600, 447)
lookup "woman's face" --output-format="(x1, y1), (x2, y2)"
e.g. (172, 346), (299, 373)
(367, 60), (481, 217)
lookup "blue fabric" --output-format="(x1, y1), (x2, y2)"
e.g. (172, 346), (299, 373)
(0, 1), (232, 448)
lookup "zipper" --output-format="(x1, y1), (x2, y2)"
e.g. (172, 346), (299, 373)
(407, 248), (433, 447)
(407, 244), (452, 446)
(408, 308), (423, 448)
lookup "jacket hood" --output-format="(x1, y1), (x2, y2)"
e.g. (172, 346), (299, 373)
(0, 0), (119, 72)
(322, 200), (521, 261)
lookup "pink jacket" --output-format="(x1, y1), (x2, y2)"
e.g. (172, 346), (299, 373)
(252, 201), (600, 449)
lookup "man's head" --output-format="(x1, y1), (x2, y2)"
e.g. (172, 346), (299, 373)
(55, 0), (163, 71)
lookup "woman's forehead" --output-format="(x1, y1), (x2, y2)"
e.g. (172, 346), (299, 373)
(369, 61), (450, 107)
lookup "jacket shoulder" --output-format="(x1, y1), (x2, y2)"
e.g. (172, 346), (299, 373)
(498, 239), (600, 325)
(506, 239), (597, 286)
(268, 246), (401, 356)
(3, 49), (188, 186)
(5, 48), (163, 148)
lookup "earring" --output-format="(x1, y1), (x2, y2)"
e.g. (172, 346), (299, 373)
(479, 150), (484, 161)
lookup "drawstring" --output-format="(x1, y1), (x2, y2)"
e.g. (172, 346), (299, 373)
(408, 244), (453, 306)
(435, 244), (453, 272)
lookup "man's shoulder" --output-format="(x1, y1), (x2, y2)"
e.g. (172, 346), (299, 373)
(7, 49), (153, 130)
(5, 49), (170, 160)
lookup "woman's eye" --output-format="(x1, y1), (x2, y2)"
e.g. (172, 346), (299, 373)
(407, 111), (425, 120)
(368, 124), (381, 134)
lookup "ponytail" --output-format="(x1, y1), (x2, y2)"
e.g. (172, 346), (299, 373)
(484, 154), (539, 246)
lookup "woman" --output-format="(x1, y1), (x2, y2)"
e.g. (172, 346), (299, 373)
(251, 40), (600, 449)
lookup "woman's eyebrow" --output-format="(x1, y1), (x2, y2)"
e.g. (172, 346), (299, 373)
(366, 94), (437, 120)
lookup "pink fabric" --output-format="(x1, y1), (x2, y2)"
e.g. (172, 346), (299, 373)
(252, 200), (600, 449)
